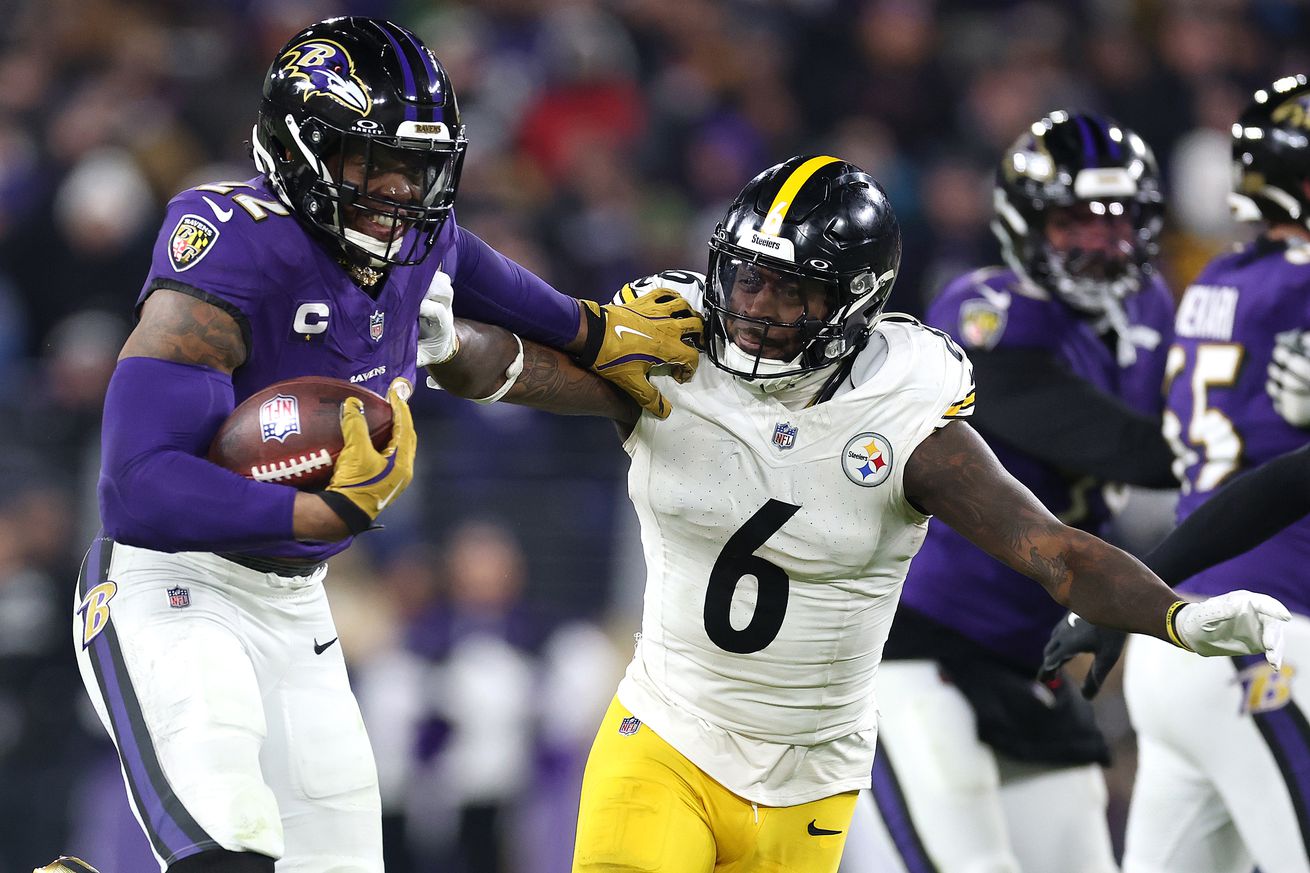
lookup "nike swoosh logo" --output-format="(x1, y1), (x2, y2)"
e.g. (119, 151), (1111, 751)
(807, 820), (842, 836)
(375, 481), (404, 512)
(313, 637), (338, 655)
(614, 325), (652, 341)
(203, 196), (233, 223)
(973, 283), (1011, 310)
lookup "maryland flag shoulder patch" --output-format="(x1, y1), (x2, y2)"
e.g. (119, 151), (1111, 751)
(959, 299), (1007, 350)
(168, 214), (220, 273)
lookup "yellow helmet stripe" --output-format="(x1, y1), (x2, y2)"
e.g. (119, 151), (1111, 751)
(759, 156), (841, 236)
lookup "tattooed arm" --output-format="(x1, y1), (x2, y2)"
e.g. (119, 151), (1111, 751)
(903, 420), (1180, 640)
(121, 289), (247, 370)
(428, 319), (641, 431)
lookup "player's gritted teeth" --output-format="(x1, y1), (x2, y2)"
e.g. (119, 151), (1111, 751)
(346, 205), (411, 242)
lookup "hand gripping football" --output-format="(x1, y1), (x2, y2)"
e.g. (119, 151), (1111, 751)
(208, 376), (393, 490)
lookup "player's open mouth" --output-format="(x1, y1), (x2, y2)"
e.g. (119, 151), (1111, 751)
(734, 332), (764, 353)
(731, 330), (792, 359)
(350, 211), (409, 242)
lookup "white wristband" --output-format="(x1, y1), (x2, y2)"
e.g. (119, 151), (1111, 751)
(473, 334), (525, 404)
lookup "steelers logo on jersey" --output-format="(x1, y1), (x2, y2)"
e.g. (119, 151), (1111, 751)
(841, 432), (894, 487)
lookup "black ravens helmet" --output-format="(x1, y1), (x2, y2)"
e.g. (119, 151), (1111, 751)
(252, 17), (468, 267)
(1232, 74), (1310, 231)
(704, 155), (901, 383)
(993, 111), (1163, 314)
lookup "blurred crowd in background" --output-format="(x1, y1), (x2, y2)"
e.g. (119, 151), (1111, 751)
(0, 0), (1307, 870)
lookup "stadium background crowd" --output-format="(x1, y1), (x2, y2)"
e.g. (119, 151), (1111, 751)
(0, 0), (1306, 870)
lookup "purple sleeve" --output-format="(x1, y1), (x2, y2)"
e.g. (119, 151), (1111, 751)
(448, 224), (582, 348)
(98, 357), (299, 552)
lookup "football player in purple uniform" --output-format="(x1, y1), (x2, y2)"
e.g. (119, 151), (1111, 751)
(1043, 75), (1310, 872)
(71, 17), (698, 873)
(838, 113), (1181, 872)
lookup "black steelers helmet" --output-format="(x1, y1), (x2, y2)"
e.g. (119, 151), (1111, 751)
(993, 111), (1162, 314)
(1232, 74), (1310, 231)
(705, 155), (902, 381)
(252, 17), (467, 266)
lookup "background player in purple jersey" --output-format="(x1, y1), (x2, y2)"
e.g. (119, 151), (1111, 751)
(70, 16), (700, 873)
(838, 112), (1182, 873)
(1044, 74), (1310, 873)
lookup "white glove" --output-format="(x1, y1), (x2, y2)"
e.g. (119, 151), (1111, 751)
(1267, 329), (1310, 427)
(1173, 590), (1291, 669)
(416, 269), (458, 368)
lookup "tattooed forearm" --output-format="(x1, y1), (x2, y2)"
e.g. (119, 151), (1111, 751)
(907, 422), (1071, 592)
(120, 288), (246, 372)
(905, 421), (1177, 637)
(510, 340), (639, 422)
(434, 319), (638, 423)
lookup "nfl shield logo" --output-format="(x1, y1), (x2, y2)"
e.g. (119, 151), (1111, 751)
(259, 393), (301, 443)
(167, 586), (191, 609)
(618, 716), (642, 736)
(369, 310), (385, 342)
(772, 421), (798, 450)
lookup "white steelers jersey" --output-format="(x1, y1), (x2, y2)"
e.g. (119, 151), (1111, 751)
(613, 272), (976, 806)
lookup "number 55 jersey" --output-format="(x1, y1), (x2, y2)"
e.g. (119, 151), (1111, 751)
(615, 305), (976, 807)
(1168, 237), (1310, 616)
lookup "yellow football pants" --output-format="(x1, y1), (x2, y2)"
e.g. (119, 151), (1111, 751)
(572, 696), (857, 873)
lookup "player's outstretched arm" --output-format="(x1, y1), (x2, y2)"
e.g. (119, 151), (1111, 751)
(904, 421), (1289, 663)
(445, 227), (701, 417)
(1040, 440), (1310, 693)
(428, 319), (640, 427)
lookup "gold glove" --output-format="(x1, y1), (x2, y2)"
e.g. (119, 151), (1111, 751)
(320, 378), (417, 534)
(576, 290), (703, 419)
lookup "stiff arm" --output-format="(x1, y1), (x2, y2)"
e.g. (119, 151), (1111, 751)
(429, 319), (641, 428)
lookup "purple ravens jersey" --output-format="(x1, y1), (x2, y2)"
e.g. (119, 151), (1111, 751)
(1169, 239), (1310, 615)
(136, 177), (550, 562)
(903, 267), (1176, 666)
(141, 177), (449, 401)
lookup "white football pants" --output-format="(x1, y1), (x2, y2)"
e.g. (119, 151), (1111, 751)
(1123, 615), (1310, 873)
(72, 537), (382, 873)
(840, 660), (1118, 873)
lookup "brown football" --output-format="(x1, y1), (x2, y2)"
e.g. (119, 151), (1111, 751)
(208, 376), (393, 491)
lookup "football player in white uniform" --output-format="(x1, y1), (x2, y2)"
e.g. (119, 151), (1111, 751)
(423, 154), (1290, 873)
